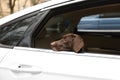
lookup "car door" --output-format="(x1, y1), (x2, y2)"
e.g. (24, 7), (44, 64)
(0, 46), (11, 62)
(0, 10), (50, 80)
(1, 47), (120, 80)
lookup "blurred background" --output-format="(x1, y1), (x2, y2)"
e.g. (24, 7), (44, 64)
(0, 0), (48, 18)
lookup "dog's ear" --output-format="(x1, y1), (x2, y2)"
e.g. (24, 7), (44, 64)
(73, 35), (84, 53)
(62, 33), (75, 41)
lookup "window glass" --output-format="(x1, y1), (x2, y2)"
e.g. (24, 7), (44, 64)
(0, 15), (37, 46)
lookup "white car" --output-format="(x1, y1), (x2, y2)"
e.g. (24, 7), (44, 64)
(0, 0), (120, 80)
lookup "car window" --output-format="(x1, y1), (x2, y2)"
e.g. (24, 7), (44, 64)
(0, 15), (37, 46)
(33, 3), (120, 54)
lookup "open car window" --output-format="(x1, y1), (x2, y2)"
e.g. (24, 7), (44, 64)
(34, 3), (120, 55)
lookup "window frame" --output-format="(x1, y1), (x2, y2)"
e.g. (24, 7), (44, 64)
(32, 1), (120, 54)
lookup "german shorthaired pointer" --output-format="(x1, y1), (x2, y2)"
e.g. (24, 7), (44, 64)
(50, 33), (84, 53)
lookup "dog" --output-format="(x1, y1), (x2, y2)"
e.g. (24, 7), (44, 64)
(50, 33), (84, 53)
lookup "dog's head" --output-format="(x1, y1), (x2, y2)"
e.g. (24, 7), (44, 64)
(50, 33), (84, 53)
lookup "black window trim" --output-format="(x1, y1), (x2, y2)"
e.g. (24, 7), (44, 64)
(0, 44), (13, 49)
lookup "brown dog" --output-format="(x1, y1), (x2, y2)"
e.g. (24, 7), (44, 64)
(50, 33), (84, 53)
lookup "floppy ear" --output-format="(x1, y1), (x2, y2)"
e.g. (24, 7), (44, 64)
(62, 33), (74, 42)
(73, 35), (84, 53)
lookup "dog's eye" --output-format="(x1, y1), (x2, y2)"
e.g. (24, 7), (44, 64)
(60, 39), (66, 43)
(59, 44), (64, 48)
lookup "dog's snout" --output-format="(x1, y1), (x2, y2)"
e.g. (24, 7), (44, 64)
(51, 42), (57, 47)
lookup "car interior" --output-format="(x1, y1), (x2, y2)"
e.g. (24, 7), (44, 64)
(34, 3), (120, 54)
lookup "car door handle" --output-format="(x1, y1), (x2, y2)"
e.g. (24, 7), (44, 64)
(13, 64), (42, 73)
(0, 64), (42, 74)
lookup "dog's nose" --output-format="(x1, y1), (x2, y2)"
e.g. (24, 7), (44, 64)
(50, 42), (57, 46)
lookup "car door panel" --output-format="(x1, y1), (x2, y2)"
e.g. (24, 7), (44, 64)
(1, 47), (120, 80)
(0, 48), (11, 62)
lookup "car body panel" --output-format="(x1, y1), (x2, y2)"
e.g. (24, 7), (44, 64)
(0, 48), (10, 62)
(0, 47), (120, 80)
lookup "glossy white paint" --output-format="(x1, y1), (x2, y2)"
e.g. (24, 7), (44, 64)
(0, 48), (10, 63)
(0, 47), (120, 80)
